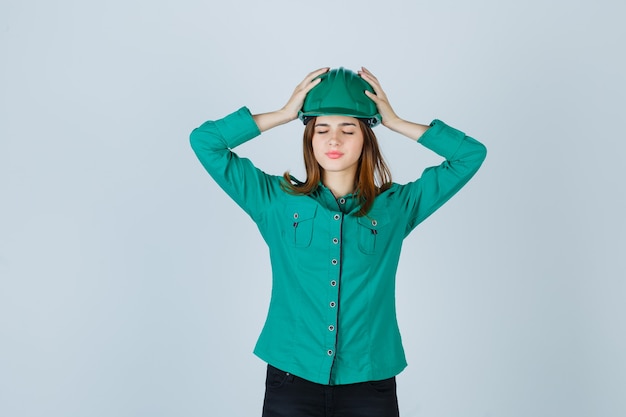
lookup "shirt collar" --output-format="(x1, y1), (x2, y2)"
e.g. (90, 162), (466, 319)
(315, 182), (360, 214)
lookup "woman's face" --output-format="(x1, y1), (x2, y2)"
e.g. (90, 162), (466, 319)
(311, 115), (364, 177)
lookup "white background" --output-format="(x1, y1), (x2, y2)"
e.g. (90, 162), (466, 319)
(1, 1), (625, 416)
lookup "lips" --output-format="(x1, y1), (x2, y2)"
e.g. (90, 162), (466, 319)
(326, 151), (344, 159)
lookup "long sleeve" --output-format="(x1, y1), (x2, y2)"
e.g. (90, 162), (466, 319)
(189, 106), (282, 223)
(189, 110), (487, 385)
(399, 119), (487, 234)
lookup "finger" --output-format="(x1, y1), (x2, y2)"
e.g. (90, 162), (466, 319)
(360, 71), (379, 87)
(301, 67), (329, 86)
(312, 66), (330, 75)
(362, 75), (388, 101)
(364, 80), (386, 99)
(359, 71), (382, 92)
(302, 76), (323, 93)
(359, 67), (380, 84)
(360, 66), (376, 78)
(364, 89), (381, 103)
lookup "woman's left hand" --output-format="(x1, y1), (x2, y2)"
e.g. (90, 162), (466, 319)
(358, 67), (401, 128)
(359, 67), (430, 140)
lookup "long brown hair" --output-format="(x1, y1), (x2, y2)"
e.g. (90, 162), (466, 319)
(282, 117), (392, 216)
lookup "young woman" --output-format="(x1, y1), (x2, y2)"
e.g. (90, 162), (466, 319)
(190, 67), (487, 417)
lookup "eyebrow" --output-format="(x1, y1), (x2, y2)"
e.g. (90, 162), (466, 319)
(314, 122), (357, 127)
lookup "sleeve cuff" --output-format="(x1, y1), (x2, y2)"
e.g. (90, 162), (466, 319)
(215, 106), (262, 148)
(417, 119), (466, 159)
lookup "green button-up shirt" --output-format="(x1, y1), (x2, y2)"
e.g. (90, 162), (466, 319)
(190, 107), (486, 385)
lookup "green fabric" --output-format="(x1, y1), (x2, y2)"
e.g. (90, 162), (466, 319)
(190, 107), (487, 385)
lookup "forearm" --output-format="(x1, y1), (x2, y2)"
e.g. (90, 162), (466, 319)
(253, 68), (328, 132)
(252, 109), (296, 132)
(383, 117), (430, 141)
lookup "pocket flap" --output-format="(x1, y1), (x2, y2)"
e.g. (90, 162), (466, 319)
(356, 212), (390, 231)
(286, 204), (317, 222)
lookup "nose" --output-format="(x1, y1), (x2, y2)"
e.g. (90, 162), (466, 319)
(328, 128), (340, 146)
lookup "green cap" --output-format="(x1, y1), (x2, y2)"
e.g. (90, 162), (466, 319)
(298, 67), (381, 127)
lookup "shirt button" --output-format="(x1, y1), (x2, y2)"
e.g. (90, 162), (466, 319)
(331, 259), (338, 265)
(339, 198), (346, 204)
(327, 349), (334, 356)
(330, 301), (336, 308)
(333, 214), (340, 220)
(330, 280), (337, 287)
(371, 219), (377, 226)
(293, 213), (299, 219)
(332, 237), (339, 244)
(328, 325), (335, 332)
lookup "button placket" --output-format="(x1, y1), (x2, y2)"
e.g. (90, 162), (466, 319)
(326, 211), (342, 364)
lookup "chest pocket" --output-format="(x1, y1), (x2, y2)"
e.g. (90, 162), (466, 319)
(285, 204), (317, 248)
(357, 212), (391, 254)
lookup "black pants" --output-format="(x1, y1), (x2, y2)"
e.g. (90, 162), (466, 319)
(262, 365), (400, 417)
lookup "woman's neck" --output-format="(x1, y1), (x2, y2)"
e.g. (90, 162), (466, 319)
(322, 170), (356, 198)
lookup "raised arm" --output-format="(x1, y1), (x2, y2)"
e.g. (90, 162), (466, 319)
(252, 67), (329, 132)
(190, 68), (332, 222)
(358, 67), (487, 231)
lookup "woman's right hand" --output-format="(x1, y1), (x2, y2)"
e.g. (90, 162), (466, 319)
(253, 68), (329, 132)
(280, 67), (330, 121)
